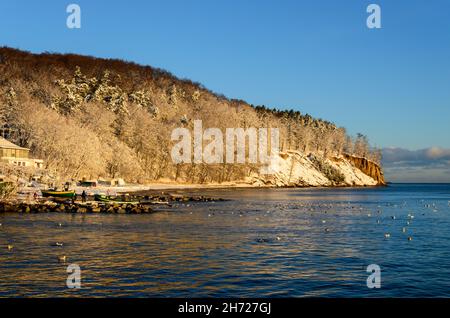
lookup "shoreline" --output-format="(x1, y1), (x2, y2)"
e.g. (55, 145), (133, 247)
(0, 192), (225, 214)
(0, 182), (386, 214)
(12, 181), (387, 199)
(109, 182), (387, 193)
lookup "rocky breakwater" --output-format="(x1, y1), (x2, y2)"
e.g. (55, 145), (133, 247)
(0, 202), (154, 214)
(0, 194), (225, 214)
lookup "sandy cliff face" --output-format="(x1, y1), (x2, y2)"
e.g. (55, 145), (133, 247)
(247, 151), (384, 187)
(343, 154), (386, 185)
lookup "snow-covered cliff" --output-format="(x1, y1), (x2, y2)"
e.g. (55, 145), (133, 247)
(248, 151), (385, 187)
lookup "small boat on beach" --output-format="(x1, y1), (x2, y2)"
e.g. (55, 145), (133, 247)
(94, 194), (139, 204)
(41, 190), (76, 198)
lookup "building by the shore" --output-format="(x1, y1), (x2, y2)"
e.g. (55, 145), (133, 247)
(0, 137), (43, 168)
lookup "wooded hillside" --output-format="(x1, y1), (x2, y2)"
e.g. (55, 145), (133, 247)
(0, 47), (381, 183)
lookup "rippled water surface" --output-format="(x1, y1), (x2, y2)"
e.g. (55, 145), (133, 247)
(1, 184), (450, 297)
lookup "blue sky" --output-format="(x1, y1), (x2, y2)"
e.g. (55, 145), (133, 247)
(1, 0), (450, 181)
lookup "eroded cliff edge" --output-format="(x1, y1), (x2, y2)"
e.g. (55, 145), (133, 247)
(343, 154), (385, 185)
(248, 151), (385, 187)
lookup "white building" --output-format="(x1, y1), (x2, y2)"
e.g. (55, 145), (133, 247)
(0, 137), (43, 168)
